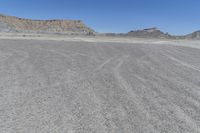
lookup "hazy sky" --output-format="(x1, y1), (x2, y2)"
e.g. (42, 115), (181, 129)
(0, 0), (199, 35)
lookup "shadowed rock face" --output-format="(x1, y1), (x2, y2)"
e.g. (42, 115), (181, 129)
(0, 14), (94, 35)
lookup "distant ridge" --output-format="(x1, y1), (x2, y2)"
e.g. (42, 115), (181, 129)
(104, 28), (174, 39)
(0, 14), (94, 35)
(104, 28), (200, 40)
(127, 27), (173, 39)
(184, 30), (200, 39)
(0, 14), (199, 39)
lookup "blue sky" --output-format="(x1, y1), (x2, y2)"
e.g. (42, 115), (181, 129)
(0, 0), (199, 35)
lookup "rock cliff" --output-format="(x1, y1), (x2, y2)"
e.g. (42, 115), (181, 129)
(0, 14), (94, 35)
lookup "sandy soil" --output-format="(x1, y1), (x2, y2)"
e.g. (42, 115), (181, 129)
(0, 38), (200, 133)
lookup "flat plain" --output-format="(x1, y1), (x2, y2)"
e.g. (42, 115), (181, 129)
(0, 38), (200, 133)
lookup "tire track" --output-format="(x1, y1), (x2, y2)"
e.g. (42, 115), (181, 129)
(113, 55), (159, 133)
(165, 54), (200, 72)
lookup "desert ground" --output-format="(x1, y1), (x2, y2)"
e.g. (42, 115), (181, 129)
(0, 36), (200, 133)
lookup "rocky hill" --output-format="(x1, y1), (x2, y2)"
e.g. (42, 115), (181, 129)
(104, 28), (174, 39)
(184, 30), (200, 39)
(127, 28), (173, 39)
(0, 14), (94, 35)
(104, 28), (200, 40)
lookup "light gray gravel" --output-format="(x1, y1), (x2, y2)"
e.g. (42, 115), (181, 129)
(0, 39), (200, 133)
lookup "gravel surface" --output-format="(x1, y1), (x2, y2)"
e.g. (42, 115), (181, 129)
(0, 39), (200, 133)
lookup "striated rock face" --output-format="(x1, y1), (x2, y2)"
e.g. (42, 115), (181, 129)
(0, 14), (94, 35)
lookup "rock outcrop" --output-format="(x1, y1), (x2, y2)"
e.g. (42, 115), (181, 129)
(127, 28), (173, 39)
(103, 28), (174, 39)
(0, 14), (94, 35)
(184, 31), (200, 39)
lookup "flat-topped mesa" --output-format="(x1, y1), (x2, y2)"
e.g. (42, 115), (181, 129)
(0, 14), (94, 35)
(127, 27), (172, 39)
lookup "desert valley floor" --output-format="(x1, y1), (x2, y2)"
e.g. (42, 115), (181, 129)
(0, 39), (200, 133)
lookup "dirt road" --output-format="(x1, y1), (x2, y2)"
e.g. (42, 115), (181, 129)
(0, 39), (200, 133)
